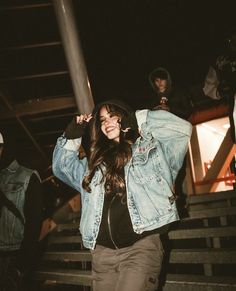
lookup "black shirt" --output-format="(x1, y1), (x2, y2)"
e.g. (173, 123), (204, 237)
(96, 192), (169, 249)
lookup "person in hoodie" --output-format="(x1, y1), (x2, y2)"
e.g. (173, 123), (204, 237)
(0, 132), (44, 291)
(148, 67), (193, 119)
(52, 99), (192, 291)
(149, 67), (194, 213)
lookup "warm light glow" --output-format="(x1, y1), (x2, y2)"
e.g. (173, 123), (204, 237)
(223, 123), (230, 129)
(201, 123), (225, 136)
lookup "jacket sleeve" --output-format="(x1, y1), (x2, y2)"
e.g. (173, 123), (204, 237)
(136, 109), (192, 181)
(52, 135), (88, 193)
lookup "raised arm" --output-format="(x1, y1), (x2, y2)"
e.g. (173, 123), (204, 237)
(136, 109), (192, 181)
(52, 114), (92, 193)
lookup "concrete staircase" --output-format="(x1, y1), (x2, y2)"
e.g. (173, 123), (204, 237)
(35, 190), (236, 291)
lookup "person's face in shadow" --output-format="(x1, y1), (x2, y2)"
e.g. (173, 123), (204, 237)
(154, 78), (167, 93)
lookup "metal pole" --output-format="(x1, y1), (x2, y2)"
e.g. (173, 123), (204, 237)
(52, 0), (94, 114)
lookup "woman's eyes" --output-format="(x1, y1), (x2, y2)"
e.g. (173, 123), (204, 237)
(100, 115), (119, 124)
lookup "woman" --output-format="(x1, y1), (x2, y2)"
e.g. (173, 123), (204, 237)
(52, 99), (192, 291)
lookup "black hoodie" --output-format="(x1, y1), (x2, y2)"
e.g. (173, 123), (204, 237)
(148, 67), (193, 119)
(149, 67), (172, 100)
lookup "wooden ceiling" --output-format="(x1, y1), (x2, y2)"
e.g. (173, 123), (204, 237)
(0, 0), (233, 182)
(0, 1), (76, 178)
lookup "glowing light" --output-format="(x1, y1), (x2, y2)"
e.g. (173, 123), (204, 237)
(201, 123), (225, 136)
(222, 123), (230, 129)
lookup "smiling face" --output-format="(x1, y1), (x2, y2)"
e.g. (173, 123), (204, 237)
(99, 105), (121, 142)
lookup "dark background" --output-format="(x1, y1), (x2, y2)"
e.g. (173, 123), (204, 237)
(75, 0), (235, 102)
(0, 0), (235, 174)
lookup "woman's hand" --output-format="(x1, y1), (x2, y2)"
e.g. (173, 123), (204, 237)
(65, 114), (93, 139)
(76, 113), (93, 124)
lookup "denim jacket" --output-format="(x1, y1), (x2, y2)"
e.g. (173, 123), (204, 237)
(0, 160), (39, 251)
(53, 110), (192, 249)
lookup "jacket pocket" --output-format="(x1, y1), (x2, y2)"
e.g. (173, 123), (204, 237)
(131, 147), (162, 185)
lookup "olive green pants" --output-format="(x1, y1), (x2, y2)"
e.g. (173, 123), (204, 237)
(91, 234), (164, 291)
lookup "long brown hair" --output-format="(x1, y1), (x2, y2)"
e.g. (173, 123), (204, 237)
(82, 102), (138, 194)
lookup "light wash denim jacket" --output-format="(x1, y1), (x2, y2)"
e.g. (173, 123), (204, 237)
(53, 110), (192, 249)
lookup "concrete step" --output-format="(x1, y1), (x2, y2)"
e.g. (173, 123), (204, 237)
(48, 234), (82, 245)
(43, 250), (91, 262)
(169, 248), (236, 264)
(169, 226), (236, 240)
(187, 206), (236, 220)
(41, 248), (236, 265)
(163, 274), (236, 291)
(35, 270), (236, 290)
(35, 269), (92, 287)
(188, 190), (236, 205)
(46, 226), (236, 244)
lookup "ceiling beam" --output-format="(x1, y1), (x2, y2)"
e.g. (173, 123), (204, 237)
(0, 41), (62, 52)
(0, 92), (49, 164)
(0, 70), (68, 82)
(0, 3), (52, 11)
(0, 96), (76, 119)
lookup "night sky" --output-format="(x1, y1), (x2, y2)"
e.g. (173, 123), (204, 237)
(73, 0), (236, 106)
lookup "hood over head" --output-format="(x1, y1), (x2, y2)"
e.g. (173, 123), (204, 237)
(81, 99), (136, 151)
(92, 99), (134, 116)
(148, 67), (172, 97)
